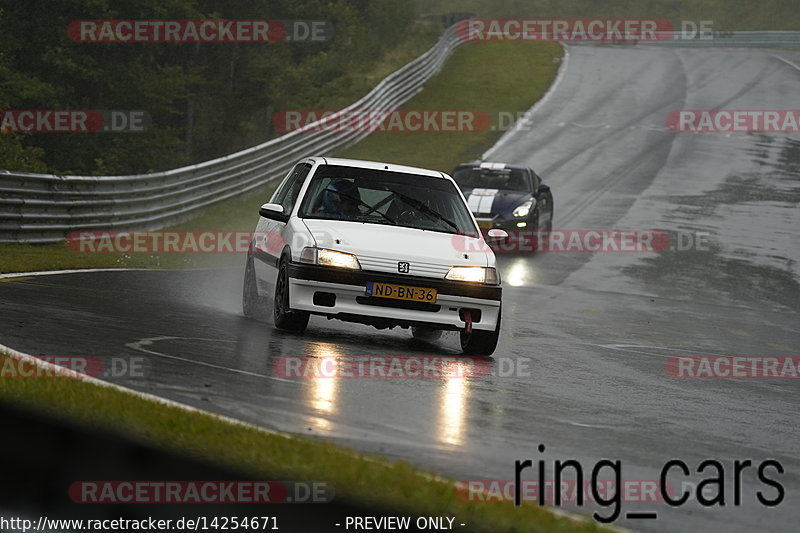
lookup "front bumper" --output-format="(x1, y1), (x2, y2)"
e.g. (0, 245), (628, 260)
(474, 216), (543, 253)
(287, 262), (501, 331)
(475, 215), (531, 231)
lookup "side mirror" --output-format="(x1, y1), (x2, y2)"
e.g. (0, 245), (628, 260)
(259, 203), (289, 222)
(486, 228), (509, 242)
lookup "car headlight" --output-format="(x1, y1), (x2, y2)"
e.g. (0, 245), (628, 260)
(513, 200), (533, 218)
(300, 247), (361, 270)
(445, 266), (500, 285)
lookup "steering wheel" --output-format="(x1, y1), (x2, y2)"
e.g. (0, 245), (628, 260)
(396, 209), (418, 225)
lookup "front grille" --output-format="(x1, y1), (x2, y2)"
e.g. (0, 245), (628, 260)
(357, 255), (450, 278)
(355, 296), (441, 312)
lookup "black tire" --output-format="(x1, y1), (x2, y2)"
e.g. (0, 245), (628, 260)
(543, 192), (554, 231)
(460, 308), (501, 356)
(242, 254), (268, 320)
(528, 211), (541, 251)
(411, 327), (443, 341)
(273, 257), (309, 333)
(540, 195), (554, 253)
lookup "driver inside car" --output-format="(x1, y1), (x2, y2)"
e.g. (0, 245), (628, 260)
(319, 179), (361, 217)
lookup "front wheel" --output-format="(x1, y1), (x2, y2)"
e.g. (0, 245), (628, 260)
(460, 308), (501, 356)
(273, 258), (309, 333)
(530, 205), (552, 251)
(542, 192), (554, 231)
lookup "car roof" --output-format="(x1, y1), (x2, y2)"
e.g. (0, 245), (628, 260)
(454, 161), (529, 172)
(306, 156), (447, 179)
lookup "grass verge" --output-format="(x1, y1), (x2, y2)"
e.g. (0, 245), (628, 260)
(0, 349), (608, 533)
(337, 40), (561, 170)
(0, 40), (561, 274)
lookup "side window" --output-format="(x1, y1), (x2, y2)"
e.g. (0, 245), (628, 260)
(270, 167), (296, 205)
(271, 163), (311, 214)
(529, 169), (541, 191)
(281, 164), (311, 214)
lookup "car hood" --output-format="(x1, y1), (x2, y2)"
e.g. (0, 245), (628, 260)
(462, 188), (531, 217)
(302, 219), (492, 276)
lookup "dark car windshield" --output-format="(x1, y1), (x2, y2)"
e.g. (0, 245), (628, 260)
(452, 167), (531, 192)
(298, 165), (477, 235)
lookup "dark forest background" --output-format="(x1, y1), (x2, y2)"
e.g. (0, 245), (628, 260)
(0, 0), (418, 174)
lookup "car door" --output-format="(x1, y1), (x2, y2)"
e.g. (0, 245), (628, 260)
(253, 162), (312, 287)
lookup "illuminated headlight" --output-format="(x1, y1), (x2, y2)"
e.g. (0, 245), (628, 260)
(445, 266), (500, 285)
(300, 247), (361, 270)
(513, 200), (532, 218)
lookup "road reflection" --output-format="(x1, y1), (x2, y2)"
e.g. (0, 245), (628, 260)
(305, 342), (343, 431)
(438, 366), (468, 446)
(436, 358), (493, 447)
(498, 256), (537, 287)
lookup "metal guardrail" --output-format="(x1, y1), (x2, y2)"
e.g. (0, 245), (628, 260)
(0, 25), (465, 243)
(2, 29), (798, 243)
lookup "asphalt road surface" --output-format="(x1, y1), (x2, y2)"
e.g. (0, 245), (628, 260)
(2, 45), (799, 532)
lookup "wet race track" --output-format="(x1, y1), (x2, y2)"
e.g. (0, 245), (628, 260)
(2, 46), (799, 532)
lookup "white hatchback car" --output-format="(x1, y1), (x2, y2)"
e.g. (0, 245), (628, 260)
(242, 157), (506, 355)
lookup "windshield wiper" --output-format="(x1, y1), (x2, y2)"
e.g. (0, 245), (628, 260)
(391, 192), (460, 232)
(325, 190), (397, 225)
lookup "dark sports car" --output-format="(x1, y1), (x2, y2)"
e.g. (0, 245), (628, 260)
(451, 162), (554, 238)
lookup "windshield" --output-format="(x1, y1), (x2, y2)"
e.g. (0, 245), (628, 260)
(298, 165), (477, 235)
(452, 167), (531, 192)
